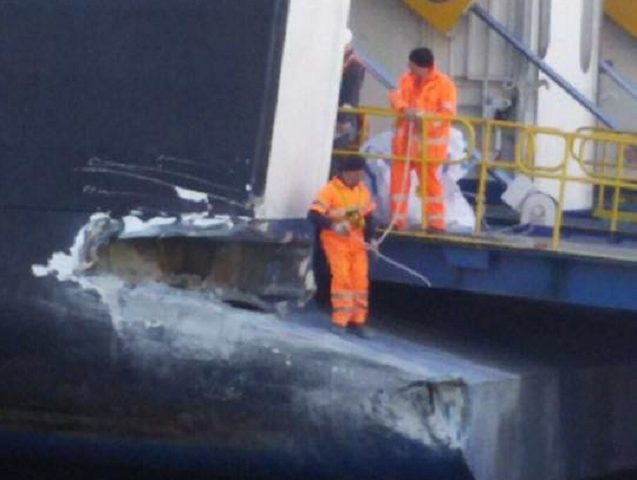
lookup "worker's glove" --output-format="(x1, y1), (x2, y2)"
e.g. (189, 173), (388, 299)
(327, 208), (346, 220)
(331, 220), (351, 236)
(404, 108), (422, 121)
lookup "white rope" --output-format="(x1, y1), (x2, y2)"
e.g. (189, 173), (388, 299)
(364, 241), (432, 287)
(360, 120), (433, 287)
(376, 120), (415, 245)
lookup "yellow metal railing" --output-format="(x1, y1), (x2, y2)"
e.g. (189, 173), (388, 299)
(573, 127), (637, 223)
(333, 106), (637, 252)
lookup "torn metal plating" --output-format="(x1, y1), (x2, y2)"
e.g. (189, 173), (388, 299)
(34, 211), (316, 315)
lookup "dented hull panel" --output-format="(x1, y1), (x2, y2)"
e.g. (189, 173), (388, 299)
(1, 251), (476, 478)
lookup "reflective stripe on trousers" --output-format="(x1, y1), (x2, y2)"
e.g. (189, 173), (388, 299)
(352, 290), (368, 324)
(323, 242), (369, 327)
(390, 162), (446, 229)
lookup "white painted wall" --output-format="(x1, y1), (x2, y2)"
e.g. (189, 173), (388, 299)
(534, 0), (601, 210)
(257, 0), (351, 219)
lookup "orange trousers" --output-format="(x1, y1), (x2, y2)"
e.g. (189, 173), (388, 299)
(322, 238), (369, 327)
(391, 132), (446, 230)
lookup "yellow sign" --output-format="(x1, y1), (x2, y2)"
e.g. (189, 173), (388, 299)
(605, 0), (637, 39)
(402, 0), (473, 34)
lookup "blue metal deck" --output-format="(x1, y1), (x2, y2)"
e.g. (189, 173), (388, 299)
(371, 228), (637, 312)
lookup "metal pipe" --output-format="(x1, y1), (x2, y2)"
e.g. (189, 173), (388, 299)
(469, 3), (618, 130)
(599, 60), (637, 103)
(351, 41), (396, 90)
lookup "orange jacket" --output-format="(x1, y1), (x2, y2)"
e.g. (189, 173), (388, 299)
(389, 67), (457, 158)
(309, 177), (376, 249)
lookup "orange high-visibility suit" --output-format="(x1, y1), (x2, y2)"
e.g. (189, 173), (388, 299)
(389, 67), (457, 230)
(309, 178), (376, 327)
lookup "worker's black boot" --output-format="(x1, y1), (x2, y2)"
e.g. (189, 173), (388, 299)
(330, 324), (347, 336)
(350, 325), (372, 339)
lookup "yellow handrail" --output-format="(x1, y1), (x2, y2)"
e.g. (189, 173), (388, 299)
(333, 106), (637, 255)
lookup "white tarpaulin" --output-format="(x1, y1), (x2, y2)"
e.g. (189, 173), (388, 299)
(361, 128), (475, 231)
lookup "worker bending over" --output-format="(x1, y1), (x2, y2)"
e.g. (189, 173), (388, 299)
(389, 47), (457, 231)
(308, 155), (376, 338)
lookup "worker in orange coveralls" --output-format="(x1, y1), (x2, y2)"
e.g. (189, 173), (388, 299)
(389, 47), (457, 231)
(308, 155), (377, 338)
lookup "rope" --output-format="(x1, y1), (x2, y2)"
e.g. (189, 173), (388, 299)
(376, 120), (415, 245)
(364, 240), (432, 287)
(354, 121), (433, 287)
(353, 120), (530, 286)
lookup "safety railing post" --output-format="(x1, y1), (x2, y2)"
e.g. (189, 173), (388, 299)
(596, 140), (608, 214)
(610, 143), (626, 233)
(475, 122), (491, 236)
(551, 134), (569, 250)
(420, 115), (429, 230)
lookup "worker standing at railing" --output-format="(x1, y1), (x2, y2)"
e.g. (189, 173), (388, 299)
(334, 28), (367, 152)
(389, 47), (457, 231)
(307, 155), (377, 338)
